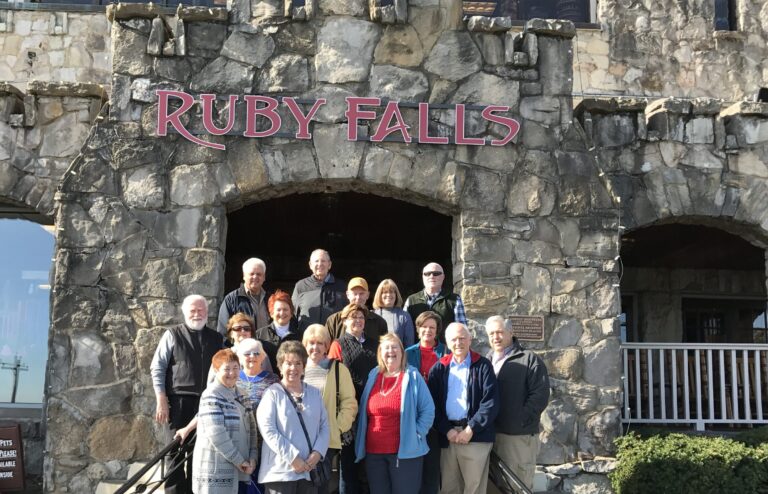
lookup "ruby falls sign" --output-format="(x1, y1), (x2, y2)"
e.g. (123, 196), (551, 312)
(156, 91), (521, 151)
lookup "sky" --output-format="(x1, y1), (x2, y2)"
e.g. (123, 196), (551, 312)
(0, 219), (54, 404)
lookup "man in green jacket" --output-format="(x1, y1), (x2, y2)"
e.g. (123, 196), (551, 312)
(404, 262), (467, 343)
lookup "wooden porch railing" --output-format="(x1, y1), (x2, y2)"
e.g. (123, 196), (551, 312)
(621, 343), (768, 431)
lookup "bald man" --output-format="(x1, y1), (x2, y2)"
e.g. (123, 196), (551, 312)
(404, 262), (467, 343)
(292, 249), (347, 334)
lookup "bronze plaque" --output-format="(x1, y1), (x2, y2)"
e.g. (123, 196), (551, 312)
(0, 424), (25, 492)
(509, 315), (545, 341)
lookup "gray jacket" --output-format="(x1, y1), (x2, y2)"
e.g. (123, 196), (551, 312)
(291, 274), (347, 333)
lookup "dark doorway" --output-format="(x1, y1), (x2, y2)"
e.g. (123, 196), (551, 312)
(224, 192), (454, 299)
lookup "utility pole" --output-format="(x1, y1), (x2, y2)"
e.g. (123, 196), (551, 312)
(1, 356), (28, 403)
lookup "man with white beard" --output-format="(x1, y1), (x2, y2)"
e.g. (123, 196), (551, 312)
(150, 294), (224, 494)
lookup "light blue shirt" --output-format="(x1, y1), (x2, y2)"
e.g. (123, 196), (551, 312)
(446, 355), (470, 421)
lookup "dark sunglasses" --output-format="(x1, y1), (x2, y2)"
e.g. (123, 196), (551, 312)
(423, 271), (443, 277)
(232, 326), (252, 332)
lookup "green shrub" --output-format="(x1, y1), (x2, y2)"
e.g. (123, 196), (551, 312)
(733, 426), (768, 447)
(610, 432), (768, 494)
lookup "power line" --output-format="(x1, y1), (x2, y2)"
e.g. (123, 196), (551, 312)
(1, 355), (29, 403)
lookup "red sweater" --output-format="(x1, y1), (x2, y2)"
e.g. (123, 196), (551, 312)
(419, 345), (438, 380)
(365, 373), (402, 454)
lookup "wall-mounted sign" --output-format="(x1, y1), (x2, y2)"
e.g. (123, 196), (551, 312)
(156, 91), (521, 151)
(0, 425), (25, 492)
(509, 315), (545, 342)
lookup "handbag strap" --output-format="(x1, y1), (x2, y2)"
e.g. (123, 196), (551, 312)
(280, 384), (315, 452)
(334, 360), (340, 413)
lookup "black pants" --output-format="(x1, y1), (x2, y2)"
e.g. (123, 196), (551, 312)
(419, 429), (441, 494)
(365, 454), (422, 494)
(165, 394), (200, 494)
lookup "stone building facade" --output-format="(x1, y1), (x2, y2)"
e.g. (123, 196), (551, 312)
(0, 0), (766, 492)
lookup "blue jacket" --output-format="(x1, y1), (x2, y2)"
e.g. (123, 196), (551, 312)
(404, 342), (450, 376)
(427, 351), (499, 447)
(355, 365), (435, 461)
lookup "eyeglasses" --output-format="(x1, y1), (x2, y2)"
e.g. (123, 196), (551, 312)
(242, 351), (261, 357)
(423, 271), (443, 277)
(347, 315), (365, 321)
(232, 326), (251, 332)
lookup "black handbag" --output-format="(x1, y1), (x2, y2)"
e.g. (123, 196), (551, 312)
(334, 360), (355, 447)
(281, 384), (331, 488)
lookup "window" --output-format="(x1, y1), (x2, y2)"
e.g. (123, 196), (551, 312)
(463, 0), (591, 23)
(620, 295), (637, 343)
(714, 0), (737, 30)
(0, 219), (54, 404)
(682, 298), (767, 344)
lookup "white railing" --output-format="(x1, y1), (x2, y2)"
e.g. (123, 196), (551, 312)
(621, 343), (768, 430)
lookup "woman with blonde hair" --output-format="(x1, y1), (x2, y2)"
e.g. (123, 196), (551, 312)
(302, 324), (358, 494)
(353, 333), (435, 494)
(371, 279), (415, 347)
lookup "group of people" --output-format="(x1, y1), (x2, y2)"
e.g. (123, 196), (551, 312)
(150, 249), (551, 494)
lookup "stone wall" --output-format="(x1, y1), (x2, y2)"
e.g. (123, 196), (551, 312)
(0, 10), (111, 90)
(572, 0), (768, 100)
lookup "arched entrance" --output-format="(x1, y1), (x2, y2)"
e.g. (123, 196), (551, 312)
(619, 222), (767, 344)
(224, 192), (455, 297)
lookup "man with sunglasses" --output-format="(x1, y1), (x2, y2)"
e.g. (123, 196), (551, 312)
(404, 262), (467, 343)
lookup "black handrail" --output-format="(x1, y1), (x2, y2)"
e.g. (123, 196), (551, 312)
(488, 450), (534, 494)
(115, 433), (196, 494)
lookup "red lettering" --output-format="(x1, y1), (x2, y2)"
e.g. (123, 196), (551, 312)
(371, 101), (412, 142)
(345, 97), (380, 140)
(454, 104), (485, 146)
(417, 102), (449, 144)
(482, 106), (520, 146)
(200, 94), (239, 136)
(244, 96), (281, 138)
(284, 97), (326, 139)
(156, 90), (224, 150)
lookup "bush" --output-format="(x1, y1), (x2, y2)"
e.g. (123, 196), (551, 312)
(610, 432), (768, 494)
(733, 426), (768, 447)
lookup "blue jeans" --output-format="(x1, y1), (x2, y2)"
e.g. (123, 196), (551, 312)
(365, 454), (423, 494)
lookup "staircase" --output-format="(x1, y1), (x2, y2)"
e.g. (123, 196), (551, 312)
(95, 461), (166, 494)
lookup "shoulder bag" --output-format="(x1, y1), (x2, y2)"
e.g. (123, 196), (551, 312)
(281, 384), (331, 488)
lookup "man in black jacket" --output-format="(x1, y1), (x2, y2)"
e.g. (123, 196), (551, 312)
(217, 257), (271, 335)
(151, 295), (224, 494)
(485, 315), (550, 491)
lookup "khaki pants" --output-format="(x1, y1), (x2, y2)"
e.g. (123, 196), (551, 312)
(440, 439), (493, 494)
(487, 433), (539, 493)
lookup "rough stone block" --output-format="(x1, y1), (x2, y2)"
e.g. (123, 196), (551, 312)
(369, 64), (429, 101)
(424, 31), (482, 82)
(373, 25), (424, 68)
(313, 124), (364, 178)
(316, 18), (380, 83)
(221, 30), (274, 68)
(169, 163), (219, 207)
(258, 54), (309, 92)
(539, 348), (583, 380)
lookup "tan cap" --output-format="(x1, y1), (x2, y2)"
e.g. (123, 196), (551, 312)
(347, 277), (369, 291)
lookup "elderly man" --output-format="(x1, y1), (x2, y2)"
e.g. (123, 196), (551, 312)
(427, 322), (499, 494)
(292, 248), (347, 333)
(151, 295), (224, 494)
(217, 257), (271, 335)
(404, 262), (467, 342)
(485, 316), (550, 491)
(324, 276), (388, 341)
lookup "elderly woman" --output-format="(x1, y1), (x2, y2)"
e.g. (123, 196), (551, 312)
(226, 313), (256, 349)
(192, 349), (258, 494)
(236, 338), (280, 409)
(404, 311), (449, 494)
(255, 289), (301, 372)
(371, 279), (415, 348)
(354, 333), (435, 494)
(257, 341), (330, 494)
(302, 324), (358, 482)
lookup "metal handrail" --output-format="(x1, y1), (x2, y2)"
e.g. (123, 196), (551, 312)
(115, 433), (195, 494)
(622, 342), (768, 350)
